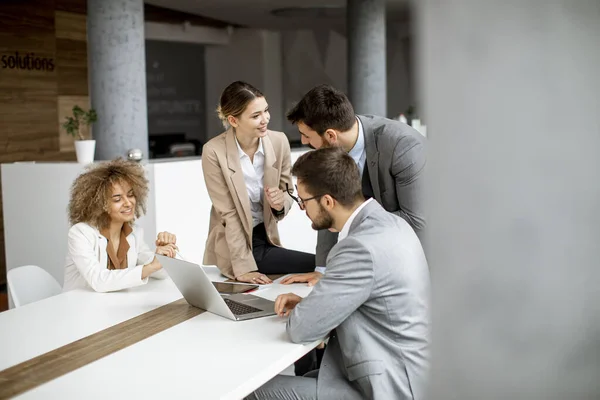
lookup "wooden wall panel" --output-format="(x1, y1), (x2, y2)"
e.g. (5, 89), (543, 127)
(55, 0), (86, 14)
(0, 69), (58, 152)
(0, 1), (55, 34)
(0, 0), (58, 156)
(55, 9), (88, 151)
(0, 0), (85, 285)
(55, 11), (86, 41)
(56, 38), (88, 96)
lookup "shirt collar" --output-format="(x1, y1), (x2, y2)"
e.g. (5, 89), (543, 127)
(100, 222), (132, 240)
(99, 223), (133, 270)
(235, 136), (264, 158)
(347, 117), (365, 163)
(338, 198), (375, 241)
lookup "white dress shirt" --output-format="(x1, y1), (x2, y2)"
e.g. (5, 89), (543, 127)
(63, 222), (167, 293)
(235, 137), (265, 227)
(348, 117), (367, 176)
(338, 198), (375, 242)
(315, 118), (367, 275)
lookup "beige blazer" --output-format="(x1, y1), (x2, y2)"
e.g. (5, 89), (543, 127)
(201, 129), (293, 279)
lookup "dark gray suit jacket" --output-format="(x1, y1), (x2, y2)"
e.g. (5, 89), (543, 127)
(316, 115), (426, 266)
(287, 200), (431, 400)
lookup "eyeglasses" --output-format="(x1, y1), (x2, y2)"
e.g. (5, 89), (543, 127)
(285, 183), (324, 210)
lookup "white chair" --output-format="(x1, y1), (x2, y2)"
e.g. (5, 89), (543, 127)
(7, 265), (62, 308)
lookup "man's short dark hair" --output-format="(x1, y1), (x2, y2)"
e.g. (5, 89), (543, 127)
(286, 84), (356, 135)
(292, 147), (363, 208)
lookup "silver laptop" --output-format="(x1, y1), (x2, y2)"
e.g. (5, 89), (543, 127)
(156, 255), (276, 321)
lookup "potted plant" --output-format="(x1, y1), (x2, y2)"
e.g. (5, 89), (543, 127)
(62, 105), (98, 164)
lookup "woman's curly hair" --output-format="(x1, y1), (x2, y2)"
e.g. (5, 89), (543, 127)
(68, 159), (149, 229)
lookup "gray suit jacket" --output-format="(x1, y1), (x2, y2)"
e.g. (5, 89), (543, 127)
(287, 200), (431, 400)
(316, 115), (426, 266)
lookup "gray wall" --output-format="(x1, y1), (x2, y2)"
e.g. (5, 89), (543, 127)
(281, 24), (414, 142)
(201, 26), (414, 146)
(281, 28), (348, 143)
(145, 40), (206, 147)
(204, 29), (272, 142)
(421, 0), (600, 399)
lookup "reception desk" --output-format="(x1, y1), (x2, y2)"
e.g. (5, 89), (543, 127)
(1, 150), (314, 307)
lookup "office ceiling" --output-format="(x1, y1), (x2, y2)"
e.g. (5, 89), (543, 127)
(144, 0), (411, 30)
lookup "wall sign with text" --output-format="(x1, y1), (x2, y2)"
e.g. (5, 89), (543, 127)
(1, 52), (55, 72)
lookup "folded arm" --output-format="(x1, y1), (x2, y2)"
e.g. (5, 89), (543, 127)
(136, 227), (169, 280)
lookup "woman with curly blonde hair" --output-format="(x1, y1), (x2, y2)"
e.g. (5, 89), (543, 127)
(63, 159), (178, 292)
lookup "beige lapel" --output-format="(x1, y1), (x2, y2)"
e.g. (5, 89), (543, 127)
(262, 133), (279, 190)
(225, 129), (253, 237)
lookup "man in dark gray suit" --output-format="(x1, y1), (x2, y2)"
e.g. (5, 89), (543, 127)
(282, 84), (426, 287)
(246, 147), (430, 400)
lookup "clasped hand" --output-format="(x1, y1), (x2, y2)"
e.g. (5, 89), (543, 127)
(264, 186), (284, 211)
(155, 231), (178, 258)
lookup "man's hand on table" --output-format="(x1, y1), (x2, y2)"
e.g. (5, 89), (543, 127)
(280, 272), (323, 287)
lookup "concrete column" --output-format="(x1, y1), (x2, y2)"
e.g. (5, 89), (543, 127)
(347, 0), (387, 116)
(420, 1), (600, 399)
(87, 0), (149, 160)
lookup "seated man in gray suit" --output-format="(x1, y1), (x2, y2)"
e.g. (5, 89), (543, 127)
(282, 84), (426, 287)
(246, 147), (431, 400)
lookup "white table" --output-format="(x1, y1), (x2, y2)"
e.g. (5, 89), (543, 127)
(0, 269), (318, 399)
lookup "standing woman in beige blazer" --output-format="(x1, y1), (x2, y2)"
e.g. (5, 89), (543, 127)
(202, 81), (315, 284)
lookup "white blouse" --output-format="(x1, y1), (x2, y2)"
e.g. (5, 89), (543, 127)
(235, 137), (265, 227)
(63, 222), (167, 293)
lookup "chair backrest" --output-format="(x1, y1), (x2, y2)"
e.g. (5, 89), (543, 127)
(7, 265), (62, 308)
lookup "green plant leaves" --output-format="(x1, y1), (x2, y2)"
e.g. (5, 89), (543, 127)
(62, 105), (98, 140)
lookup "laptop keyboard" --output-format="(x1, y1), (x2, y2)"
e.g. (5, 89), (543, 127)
(224, 298), (262, 315)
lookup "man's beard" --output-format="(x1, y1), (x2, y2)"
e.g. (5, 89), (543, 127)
(311, 203), (334, 231)
(307, 137), (333, 150)
(319, 137), (333, 148)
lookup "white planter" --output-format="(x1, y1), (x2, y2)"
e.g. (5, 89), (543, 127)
(74, 140), (96, 164)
